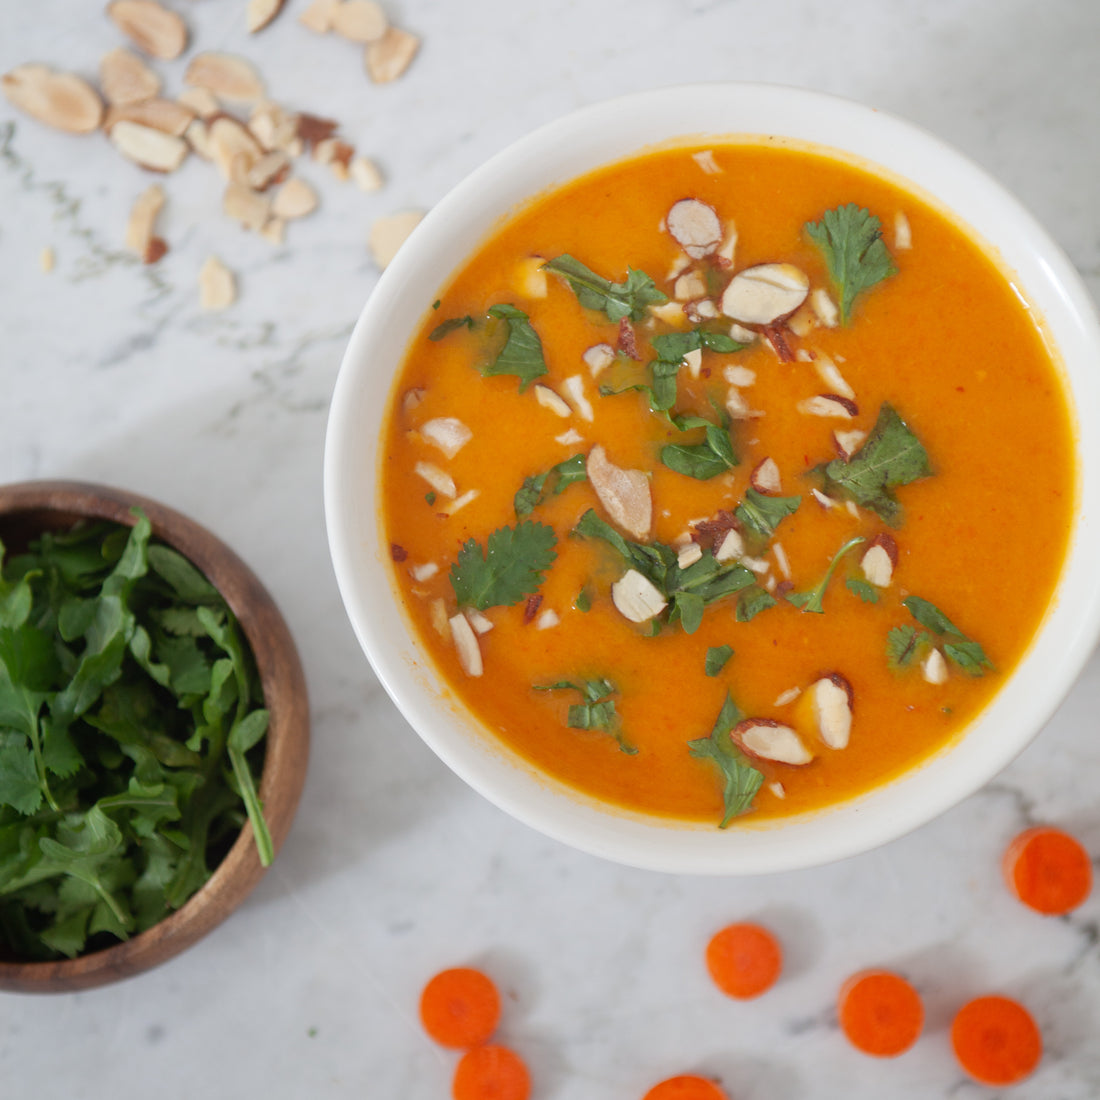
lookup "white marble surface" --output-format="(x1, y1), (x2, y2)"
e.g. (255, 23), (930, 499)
(2, 1), (1099, 1097)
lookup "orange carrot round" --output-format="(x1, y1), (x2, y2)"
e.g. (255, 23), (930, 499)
(641, 1073), (728, 1100)
(837, 969), (924, 1057)
(452, 1044), (531, 1100)
(1003, 825), (1093, 915)
(951, 995), (1042, 1086)
(420, 967), (502, 1049)
(705, 921), (782, 999)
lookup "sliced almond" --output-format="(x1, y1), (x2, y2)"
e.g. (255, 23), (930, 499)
(666, 198), (722, 259)
(725, 388), (762, 421)
(2, 65), (103, 133)
(420, 417), (472, 459)
(185, 52), (265, 102)
(208, 115), (263, 180)
(534, 385), (571, 418)
(466, 610), (494, 635)
(813, 355), (854, 400)
(741, 556), (770, 575)
(177, 86), (220, 117)
(429, 598), (449, 637)
(365, 26), (420, 83)
(811, 487), (836, 509)
(587, 444), (651, 540)
(409, 562), (438, 582)
(786, 303), (816, 338)
(107, 0), (188, 60)
(331, 0), (388, 41)
(448, 613), (483, 677)
(555, 428), (584, 446)
(368, 210), (424, 268)
(611, 569), (667, 623)
(259, 216), (285, 245)
(184, 118), (213, 159)
(773, 686), (801, 707)
(124, 182), (164, 257)
(223, 181), (271, 231)
(810, 287), (839, 328)
(445, 489), (479, 516)
(722, 365), (755, 387)
(246, 149), (291, 191)
(721, 263), (809, 325)
(105, 97), (195, 137)
(39, 246), (56, 274)
(691, 149), (721, 175)
(583, 343), (615, 378)
(561, 374), (594, 422)
(677, 542), (703, 569)
(402, 388), (425, 414)
(922, 647), (948, 685)
(714, 528), (744, 563)
(673, 269), (707, 301)
(682, 347), (703, 379)
(750, 457), (782, 495)
(251, 100), (301, 152)
(198, 255), (236, 310)
(99, 47), (160, 106)
(350, 154), (384, 192)
(772, 541), (791, 580)
(535, 609), (560, 630)
(728, 321), (756, 344)
(327, 140), (354, 181)
(649, 300), (687, 325)
(810, 673), (853, 749)
(799, 394), (858, 419)
(413, 461), (455, 498)
(860, 534), (898, 587)
(716, 223), (738, 267)
(733, 719), (813, 766)
(299, 0), (340, 33)
(247, 0), (286, 33)
(271, 176), (318, 219)
(895, 211), (912, 250)
(110, 119), (188, 172)
(833, 429), (867, 460)
(685, 298), (719, 323)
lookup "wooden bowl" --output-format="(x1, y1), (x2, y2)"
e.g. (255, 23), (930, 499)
(0, 481), (310, 992)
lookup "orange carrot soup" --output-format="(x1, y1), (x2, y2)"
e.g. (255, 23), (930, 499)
(378, 140), (1075, 826)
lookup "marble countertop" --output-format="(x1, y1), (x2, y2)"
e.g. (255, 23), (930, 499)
(2, 1), (1099, 1097)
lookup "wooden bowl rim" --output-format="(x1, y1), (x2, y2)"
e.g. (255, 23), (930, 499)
(0, 480), (310, 992)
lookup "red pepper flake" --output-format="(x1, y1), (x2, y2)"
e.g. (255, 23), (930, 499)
(523, 593), (543, 623)
(617, 318), (641, 360)
(763, 322), (795, 363)
(390, 543), (408, 562)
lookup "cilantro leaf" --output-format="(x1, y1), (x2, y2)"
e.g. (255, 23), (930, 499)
(805, 203), (897, 324)
(483, 304), (548, 391)
(661, 413), (737, 480)
(821, 403), (932, 525)
(514, 453), (587, 516)
(534, 678), (635, 754)
(734, 488), (801, 541)
(787, 536), (866, 614)
(903, 596), (993, 675)
(705, 645), (734, 677)
(450, 522), (558, 610)
(846, 577), (879, 604)
(886, 624), (927, 670)
(429, 315), (474, 341)
(543, 254), (667, 322)
(688, 693), (764, 827)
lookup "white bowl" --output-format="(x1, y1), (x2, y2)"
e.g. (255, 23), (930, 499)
(324, 83), (1100, 874)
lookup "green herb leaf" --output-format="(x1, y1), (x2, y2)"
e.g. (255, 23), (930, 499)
(788, 535), (866, 614)
(429, 314), (474, 341)
(805, 203), (897, 324)
(534, 678), (635, 754)
(687, 693), (763, 827)
(543, 254), (667, 322)
(483, 304), (548, 391)
(574, 588), (591, 613)
(821, 403), (932, 525)
(886, 624), (927, 670)
(661, 415), (737, 480)
(903, 596), (993, 675)
(737, 586), (778, 622)
(846, 577), (880, 604)
(450, 522), (558, 610)
(734, 488), (801, 540)
(514, 453), (588, 516)
(705, 645), (734, 677)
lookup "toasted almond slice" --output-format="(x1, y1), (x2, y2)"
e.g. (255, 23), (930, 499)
(677, 542), (703, 569)
(561, 374), (594, 422)
(714, 528), (744, 563)
(535, 609), (559, 630)
(895, 211), (912, 250)
(587, 444), (651, 540)
(685, 298), (719, 322)
(429, 598), (449, 636)
(247, 0), (286, 33)
(448, 613), (483, 677)
(223, 181), (272, 231)
(369, 210), (424, 268)
(721, 262), (809, 324)
(787, 305), (816, 337)
(39, 246), (56, 273)
(402, 388), (425, 414)
(365, 26), (420, 83)
(99, 47), (160, 106)
(722, 365), (755, 387)
(246, 149), (291, 191)
(922, 647), (948, 685)
(811, 673), (853, 749)
(185, 52), (264, 102)
(583, 343), (615, 378)
(811, 488), (836, 509)
(649, 300), (686, 325)
(208, 115), (263, 180)
(350, 154), (384, 192)
(105, 97), (195, 137)
(184, 118), (213, 159)
(124, 182), (164, 256)
(750, 457), (782, 495)
(466, 610), (494, 635)
(845, 500), (861, 519)
(768, 781), (786, 799)
(728, 321), (756, 344)
(810, 287), (839, 328)
(409, 561), (438, 582)
(773, 686), (801, 707)
(299, 0), (340, 32)
(555, 428), (583, 446)
(725, 387), (764, 421)
(271, 176), (318, 219)
(420, 417), (472, 459)
(683, 347), (703, 379)
(260, 216), (285, 245)
(691, 149), (721, 175)
(860, 534), (898, 587)
(199, 255), (236, 310)
(110, 119), (188, 171)
(445, 489), (479, 515)
(327, 140), (354, 181)
(250, 100), (300, 151)
(741, 556), (770, 575)
(813, 355), (854, 400)
(2, 65), (104, 133)
(611, 569), (667, 623)
(177, 86), (220, 117)
(673, 269), (707, 301)
(799, 394), (858, 419)
(332, 0), (388, 41)
(414, 461), (455, 498)
(772, 540), (791, 580)
(534, 385), (571, 418)
(734, 719), (813, 765)
(666, 198), (722, 259)
(107, 0), (188, 60)
(833, 428), (867, 459)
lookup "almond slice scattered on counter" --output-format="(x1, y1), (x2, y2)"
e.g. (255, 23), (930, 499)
(185, 52), (265, 102)
(369, 210), (424, 268)
(332, 0), (389, 42)
(105, 98), (195, 137)
(299, 0), (341, 33)
(99, 47), (160, 106)
(208, 115), (263, 180)
(587, 444), (652, 540)
(198, 254), (236, 310)
(223, 180), (272, 231)
(110, 119), (189, 172)
(107, 0), (189, 60)
(246, 149), (291, 191)
(246, 0), (286, 33)
(271, 176), (318, 219)
(39, 246), (56, 273)
(177, 86), (219, 118)
(124, 183), (166, 260)
(365, 27), (420, 83)
(2, 65), (104, 133)
(350, 155), (384, 192)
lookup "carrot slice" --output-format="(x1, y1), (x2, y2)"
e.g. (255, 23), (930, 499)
(837, 969), (924, 1057)
(705, 921), (782, 999)
(641, 1073), (728, 1100)
(951, 995), (1042, 1086)
(1003, 825), (1093, 915)
(420, 967), (502, 1049)
(452, 1044), (531, 1100)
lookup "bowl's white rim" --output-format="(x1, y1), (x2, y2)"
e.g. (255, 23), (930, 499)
(325, 82), (1100, 874)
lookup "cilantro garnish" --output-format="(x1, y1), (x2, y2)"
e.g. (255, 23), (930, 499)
(903, 596), (993, 675)
(543, 254), (667, 322)
(736, 585), (778, 622)
(534, 678), (635, 754)
(886, 623), (927, 670)
(661, 412), (737, 480)
(449, 521), (558, 610)
(428, 314), (474, 341)
(805, 203), (897, 324)
(734, 488), (801, 541)
(846, 577), (879, 604)
(705, 645), (734, 677)
(788, 535), (866, 614)
(514, 454), (587, 516)
(820, 403), (932, 525)
(687, 693), (764, 827)
(482, 304), (548, 391)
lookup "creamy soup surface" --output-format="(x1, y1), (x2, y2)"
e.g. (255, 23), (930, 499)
(379, 140), (1075, 826)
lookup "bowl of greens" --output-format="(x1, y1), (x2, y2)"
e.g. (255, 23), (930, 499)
(0, 481), (309, 992)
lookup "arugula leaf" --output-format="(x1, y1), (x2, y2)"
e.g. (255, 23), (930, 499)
(886, 624), (927, 670)
(903, 596), (993, 675)
(661, 413), (737, 480)
(543, 254), (667, 322)
(651, 329), (745, 359)
(688, 693), (764, 827)
(450, 522), (558, 610)
(821, 403), (932, 525)
(429, 315), (474, 341)
(788, 536), (866, 614)
(805, 203), (897, 324)
(514, 454), (587, 516)
(734, 488), (801, 541)
(534, 678), (635, 754)
(846, 577), (879, 604)
(737, 586), (778, 622)
(705, 645), (734, 677)
(482, 304), (548, 391)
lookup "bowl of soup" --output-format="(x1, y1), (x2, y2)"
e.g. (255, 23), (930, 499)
(324, 83), (1100, 874)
